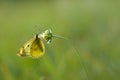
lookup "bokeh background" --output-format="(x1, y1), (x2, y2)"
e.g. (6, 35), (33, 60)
(0, 0), (120, 80)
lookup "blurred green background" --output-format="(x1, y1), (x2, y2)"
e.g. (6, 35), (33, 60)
(0, 0), (120, 80)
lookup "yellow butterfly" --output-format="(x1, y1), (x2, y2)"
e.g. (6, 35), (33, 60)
(17, 29), (64, 59)
(17, 34), (45, 58)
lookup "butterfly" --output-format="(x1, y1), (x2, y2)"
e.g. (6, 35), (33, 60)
(17, 34), (45, 58)
(17, 29), (64, 58)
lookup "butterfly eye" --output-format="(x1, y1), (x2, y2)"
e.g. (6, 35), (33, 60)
(27, 45), (30, 47)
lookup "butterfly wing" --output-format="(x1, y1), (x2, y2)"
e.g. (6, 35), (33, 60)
(17, 38), (35, 57)
(30, 34), (45, 58)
